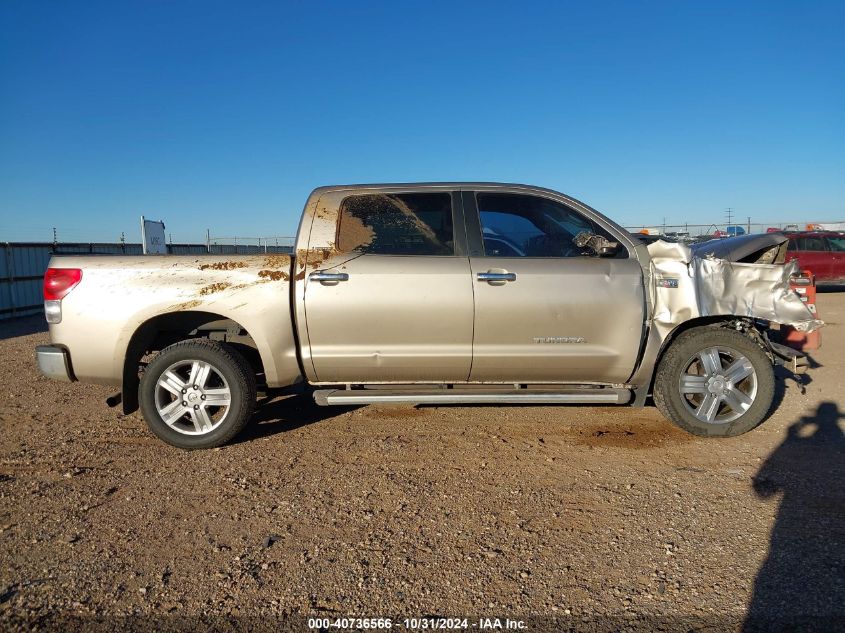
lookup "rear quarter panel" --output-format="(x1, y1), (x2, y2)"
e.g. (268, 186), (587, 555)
(48, 254), (301, 388)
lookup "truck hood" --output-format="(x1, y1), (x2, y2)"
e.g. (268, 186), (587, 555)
(690, 233), (789, 264)
(645, 238), (823, 337)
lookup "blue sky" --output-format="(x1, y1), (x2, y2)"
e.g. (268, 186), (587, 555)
(1, 0), (843, 242)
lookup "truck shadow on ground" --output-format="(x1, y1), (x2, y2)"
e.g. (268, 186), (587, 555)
(771, 343), (821, 402)
(0, 315), (47, 341)
(234, 393), (360, 444)
(816, 284), (845, 293)
(744, 401), (845, 631)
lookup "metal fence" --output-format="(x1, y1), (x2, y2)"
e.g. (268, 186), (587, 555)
(0, 240), (295, 321)
(623, 222), (811, 236)
(208, 236), (296, 254)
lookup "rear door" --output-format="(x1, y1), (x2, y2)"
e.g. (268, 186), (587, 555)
(823, 235), (845, 282)
(463, 190), (645, 383)
(302, 190), (474, 383)
(786, 235), (832, 281)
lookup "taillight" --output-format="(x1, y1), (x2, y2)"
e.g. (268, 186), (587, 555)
(43, 268), (82, 324)
(44, 268), (82, 301)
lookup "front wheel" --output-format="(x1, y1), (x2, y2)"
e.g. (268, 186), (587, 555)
(653, 327), (775, 437)
(139, 339), (256, 449)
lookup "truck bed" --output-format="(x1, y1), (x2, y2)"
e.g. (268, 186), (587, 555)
(47, 254), (301, 389)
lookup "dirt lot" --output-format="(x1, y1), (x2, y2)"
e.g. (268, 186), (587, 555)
(1, 295), (843, 632)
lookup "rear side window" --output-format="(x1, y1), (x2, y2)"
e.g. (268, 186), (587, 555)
(826, 236), (845, 252)
(336, 193), (454, 256)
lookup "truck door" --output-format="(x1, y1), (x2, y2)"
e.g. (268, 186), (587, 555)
(463, 190), (644, 383)
(302, 190), (474, 383)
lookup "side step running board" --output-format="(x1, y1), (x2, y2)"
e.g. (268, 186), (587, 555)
(313, 388), (631, 407)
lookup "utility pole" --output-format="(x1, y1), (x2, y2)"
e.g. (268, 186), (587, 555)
(120, 231), (125, 253)
(747, 216), (751, 234)
(206, 229), (211, 253)
(52, 227), (57, 247)
(725, 207), (734, 227)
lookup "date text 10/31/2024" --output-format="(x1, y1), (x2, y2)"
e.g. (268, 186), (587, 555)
(307, 617), (528, 630)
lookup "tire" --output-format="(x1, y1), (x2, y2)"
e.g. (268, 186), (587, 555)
(653, 327), (775, 437)
(139, 339), (256, 449)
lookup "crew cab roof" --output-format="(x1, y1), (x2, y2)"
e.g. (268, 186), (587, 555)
(309, 182), (571, 195)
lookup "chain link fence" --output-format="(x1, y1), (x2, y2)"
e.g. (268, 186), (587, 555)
(623, 222), (813, 237)
(207, 236), (295, 255)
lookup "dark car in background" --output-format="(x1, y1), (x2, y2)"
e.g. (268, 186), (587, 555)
(784, 231), (845, 284)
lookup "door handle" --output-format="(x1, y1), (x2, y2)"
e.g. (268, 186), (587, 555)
(309, 271), (349, 282)
(477, 271), (516, 283)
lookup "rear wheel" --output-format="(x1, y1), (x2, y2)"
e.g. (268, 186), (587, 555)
(139, 339), (256, 449)
(653, 327), (775, 437)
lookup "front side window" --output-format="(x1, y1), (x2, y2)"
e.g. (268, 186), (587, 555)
(336, 193), (454, 256)
(476, 193), (622, 258)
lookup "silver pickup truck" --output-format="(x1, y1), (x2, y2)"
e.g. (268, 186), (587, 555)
(36, 183), (821, 449)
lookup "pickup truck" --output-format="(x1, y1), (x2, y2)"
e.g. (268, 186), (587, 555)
(36, 183), (822, 449)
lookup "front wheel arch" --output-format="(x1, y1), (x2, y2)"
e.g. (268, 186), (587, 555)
(653, 326), (776, 437)
(647, 317), (770, 396)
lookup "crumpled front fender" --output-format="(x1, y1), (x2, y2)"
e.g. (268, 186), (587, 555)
(646, 240), (823, 337)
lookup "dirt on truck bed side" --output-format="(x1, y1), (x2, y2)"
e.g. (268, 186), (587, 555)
(1, 295), (844, 631)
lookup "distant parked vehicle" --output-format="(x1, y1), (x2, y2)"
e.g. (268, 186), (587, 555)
(807, 222), (845, 231)
(784, 231), (845, 284)
(628, 232), (664, 244)
(766, 228), (783, 233)
(726, 225), (746, 236)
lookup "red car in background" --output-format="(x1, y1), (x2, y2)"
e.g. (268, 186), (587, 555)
(784, 231), (845, 284)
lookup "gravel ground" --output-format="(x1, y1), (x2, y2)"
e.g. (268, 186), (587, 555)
(1, 294), (843, 632)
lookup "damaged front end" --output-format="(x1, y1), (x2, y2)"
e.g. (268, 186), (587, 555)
(646, 234), (823, 374)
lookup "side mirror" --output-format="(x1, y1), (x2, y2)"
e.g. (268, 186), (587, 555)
(574, 231), (619, 257)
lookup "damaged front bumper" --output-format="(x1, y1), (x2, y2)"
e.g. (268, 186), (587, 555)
(768, 340), (809, 375)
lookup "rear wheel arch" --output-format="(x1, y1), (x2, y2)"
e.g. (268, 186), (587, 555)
(138, 338), (256, 449)
(121, 311), (264, 414)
